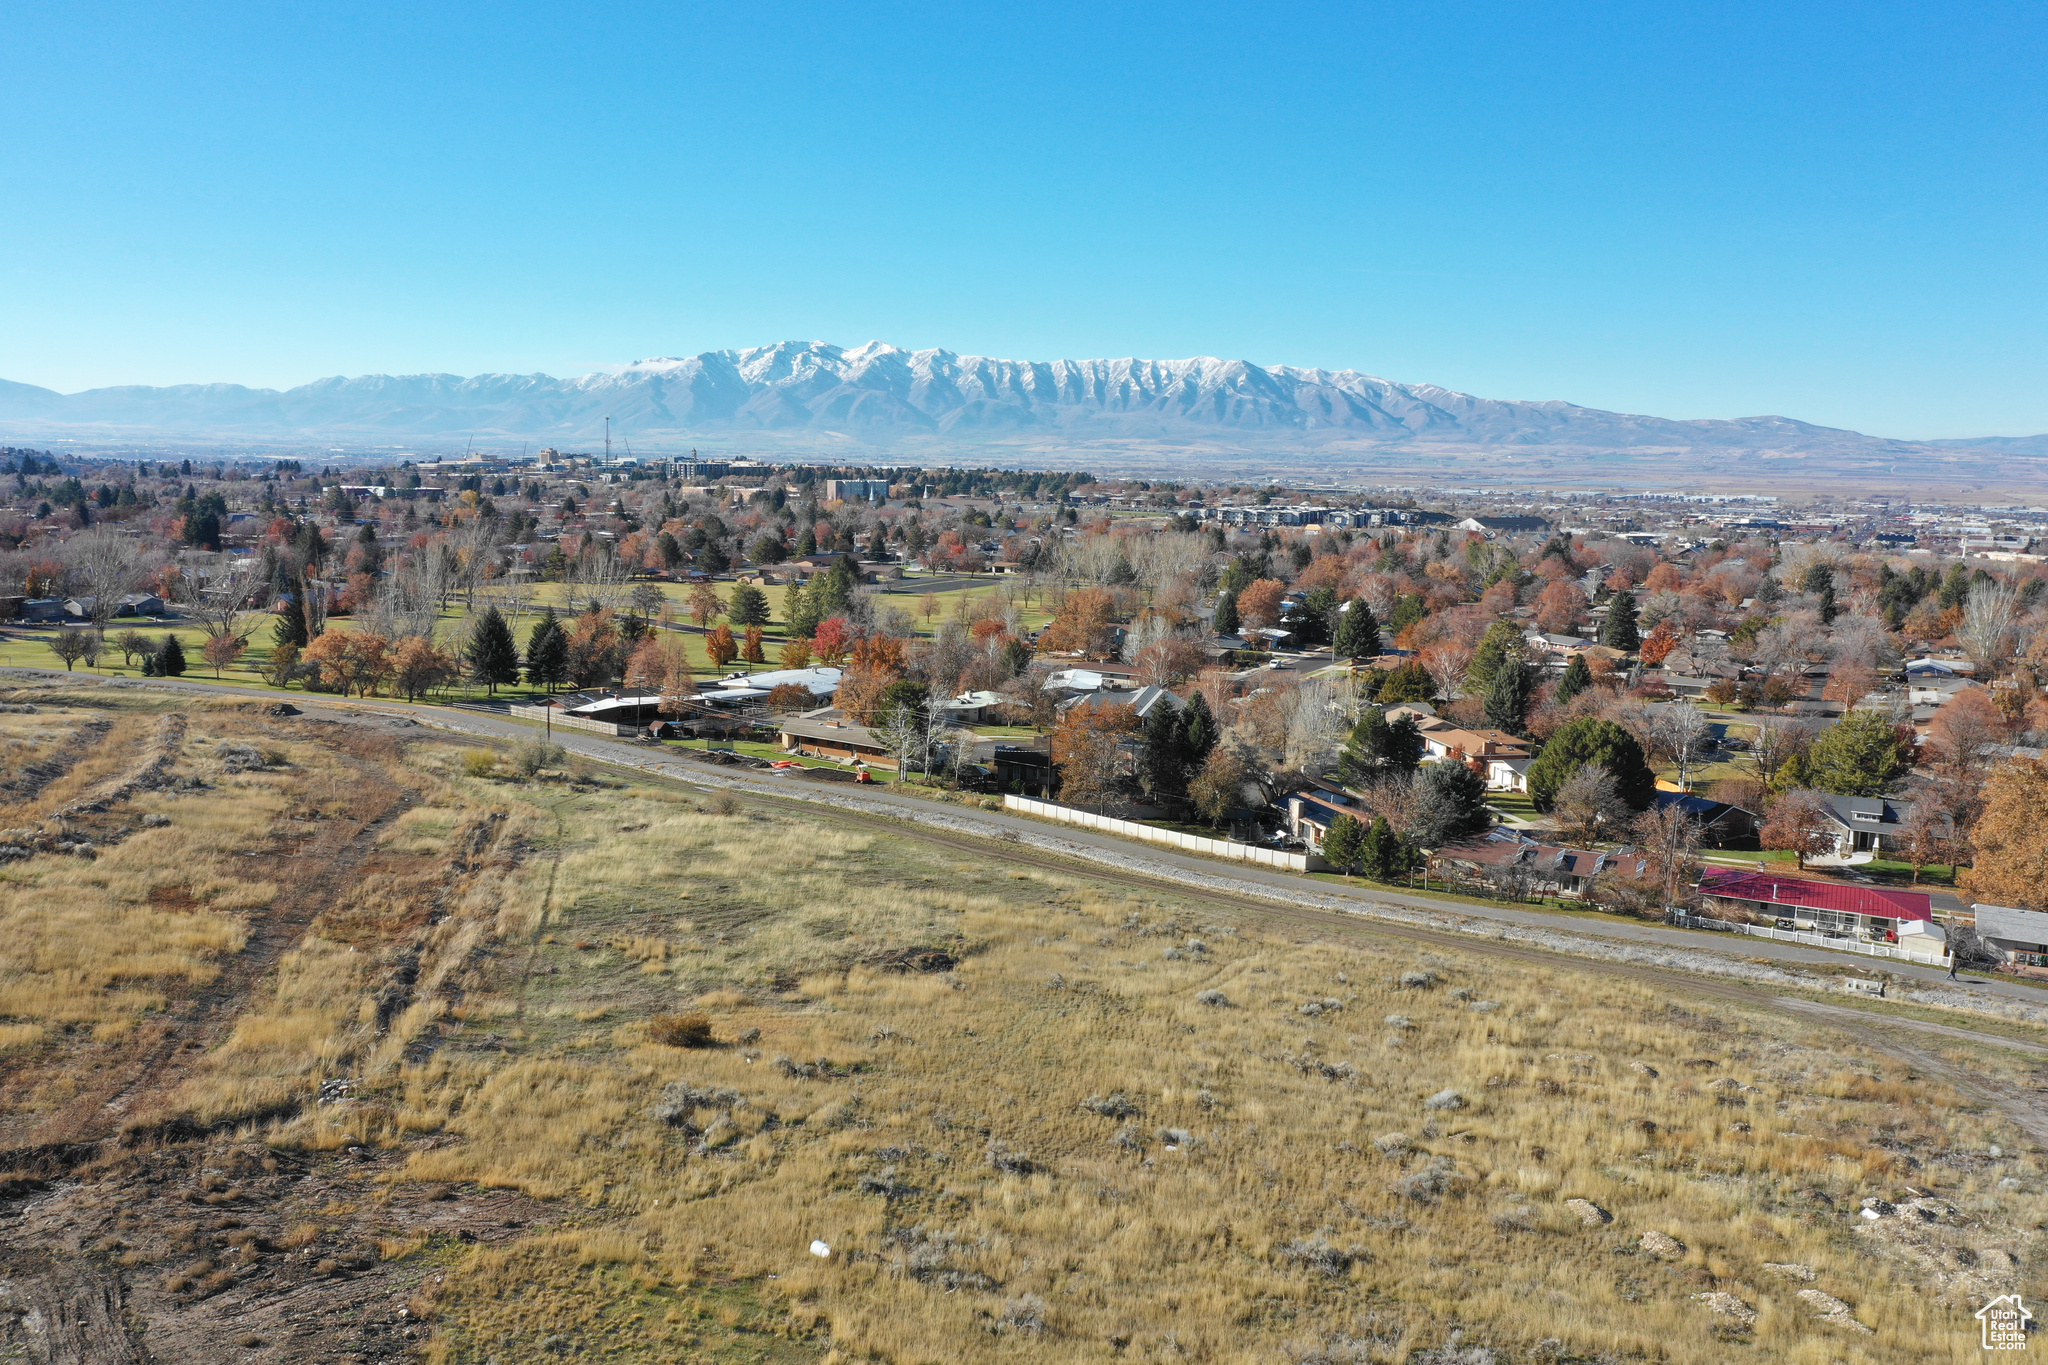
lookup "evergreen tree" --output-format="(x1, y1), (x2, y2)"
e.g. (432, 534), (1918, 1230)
(1600, 589), (1641, 651)
(1554, 653), (1592, 705)
(1755, 574), (1784, 607)
(1805, 708), (1909, 796)
(1525, 717), (1656, 811)
(272, 594), (309, 649)
(1332, 599), (1380, 660)
(1482, 660), (1534, 735)
(466, 607), (521, 694)
(1212, 590), (1240, 637)
(1362, 814), (1407, 880)
(1341, 706), (1424, 780)
(1322, 814), (1366, 876)
(785, 582), (823, 640)
(1179, 693), (1217, 775)
(157, 635), (187, 677)
(1467, 620), (1525, 692)
(1295, 587), (1338, 647)
(1800, 562), (1834, 594)
(1140, 702), (1185, 802)
(1412, 761), (1492, 847)
(728, 583), (772, 627)
(525, 609), (569, 691)
(1815, 582), (1839, 625)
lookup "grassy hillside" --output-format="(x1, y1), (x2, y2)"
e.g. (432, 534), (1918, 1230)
(0, 683), (2038, 1363)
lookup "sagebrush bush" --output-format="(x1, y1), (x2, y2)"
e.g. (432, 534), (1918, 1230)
(462, 750), (498, 778)
(648, 1013), (714, 1047)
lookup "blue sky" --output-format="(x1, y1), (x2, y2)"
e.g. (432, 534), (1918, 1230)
(2, 1), (2043, 437)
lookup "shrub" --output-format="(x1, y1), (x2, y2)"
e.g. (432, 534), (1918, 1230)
(1081, 1093), (1142, 1119)
(709, 791), (743, 816)
(462, 750), (499, 778)
(1195, 989), (1231, 1008)
(649, 1013), (714, 1048)
(512, 740), (566, 777)
(1423, 1088), (1467, 1111)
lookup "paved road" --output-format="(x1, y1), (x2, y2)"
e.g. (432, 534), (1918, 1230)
(8, 664), (2042, 1016)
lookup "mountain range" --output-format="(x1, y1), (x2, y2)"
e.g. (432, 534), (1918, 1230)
(2, 341), (2040, 490)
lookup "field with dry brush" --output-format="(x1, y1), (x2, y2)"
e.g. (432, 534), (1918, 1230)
(0, 683), (2041, 1364)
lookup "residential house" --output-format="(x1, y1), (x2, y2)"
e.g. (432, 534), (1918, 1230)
(938, 690), (1006, 724)
(1809, 793), (1947, 863)
(1283, 777), (1368, 851)
(1455, 515), (1551, 537)
(20, 598), (65, 623)
(1652, 791), (1758, 848)
(61, 596), (98, 620)
(114, 592), (166, 617)
(777, 716), (897, 768)
(1431, 831), (1642, 899)
(1697, 868), (1945, 958)
(1411, 717), (1535, 792)
(1971, 904), (2048, 968)
(1059, 684), (1184, 721)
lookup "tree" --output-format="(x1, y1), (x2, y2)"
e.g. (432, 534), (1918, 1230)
(785, 582), (823, 641)
(1342, 706), (1423, 779)
(1332, 599), (1380, 661)
(262, 641), (301, 689)
(1412, 760), (1492, 847)
(1237, 578), (1287, 630)
(812, 616), (853, 665)
(302, 630), (386, 695)
(1049, 702), (1140, 809)
(1040, 588), (1117, 655)
(687, 583), (727, 627)
(1140, 701), (1187, 804)
(1322, 814), (1366, 876)
(1553, 765), (1627, 843)
(765, 682), (815, 714)
(741, 624), (766, 663)
(564, 608), (622, 689)
(705, 624), (739, 667)
(1960, 758), (2048, 908)
(1526, 717), (1656, 812)
(779, 638), (814, 669)
(1189, 744), (1256, 828)
(273, 594), (309, 649)
(1467, 620), (1525, 693)
(1293, 586), (1338, 646)
(389, 636), (458, 701)
(200, 633), (246, 678)
(1482, 660), (1534, 736)
(48, 627), (92, 670)
(728, 583), (771, 627)
(111, 629), (153, 668)
(1761, 788), (1837, 870)
(525, 610), (569, 691)
(1638, 619), (1678, 667)
(1361, 814), (1411, 880)
(465, 607), (522, 694)
(1649, 699), (1710, 792)
(157, 634), (187, 677)
(1555, 654), (1593, 705)
(1212, 590), (1241, 638)
(1601, 589), (1641, 652)
(1805, 708), (1909, 796)
(1372, 660), (1437, 704)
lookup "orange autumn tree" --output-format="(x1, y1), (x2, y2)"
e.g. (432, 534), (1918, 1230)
(388, 636), (459, 701)
(1639, 619), (1678, 667)
(741, 624), (766, 663)
(1048, 700), (1141, 809)
(1236, 578), (1287, 630)
(705, 624), (739, 667)
(837, 634), (909, 724)
(303, 629), (390, 696)
(1962, 757), (2048, 909)
(1038, 588), (1116, 655)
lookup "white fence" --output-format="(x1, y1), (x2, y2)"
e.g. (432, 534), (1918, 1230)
(1003, 795), (1324, 871)
(1667, 911), (1947, 964)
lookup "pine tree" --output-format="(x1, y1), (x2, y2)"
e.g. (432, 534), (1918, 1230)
(1212, 590), (1240, 638)
(1815, 582), (1839, 625)
(157, 635), (187, 677)
(1555, 654), (1592, 704)
(525, 609), (563, 689)
(466, 607), (521, 694)
(728, 583), (771, 627)
(1179, 693), (1217, 777)
(1322, 814), (1366, 876)
(1362, 814), (1405, 880)
(1467, 620), (1524, 692)
(1140, 702), (1185, 802)
(1600, 589), (1641, 651)
(1332, 599), (1380, 661)
(1483, 660), (1533, 735)
(272, 594), (309, 649)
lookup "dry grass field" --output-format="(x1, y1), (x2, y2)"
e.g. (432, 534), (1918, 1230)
(0, 682), (2042, 1364)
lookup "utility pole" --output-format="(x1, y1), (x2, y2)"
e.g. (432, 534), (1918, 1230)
(604, 417), (612, 464)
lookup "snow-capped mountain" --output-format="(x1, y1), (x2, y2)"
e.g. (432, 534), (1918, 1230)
(0, 341), (2035, 486)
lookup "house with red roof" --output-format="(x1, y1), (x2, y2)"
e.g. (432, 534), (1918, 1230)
(1698, 868), (1946, 958)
